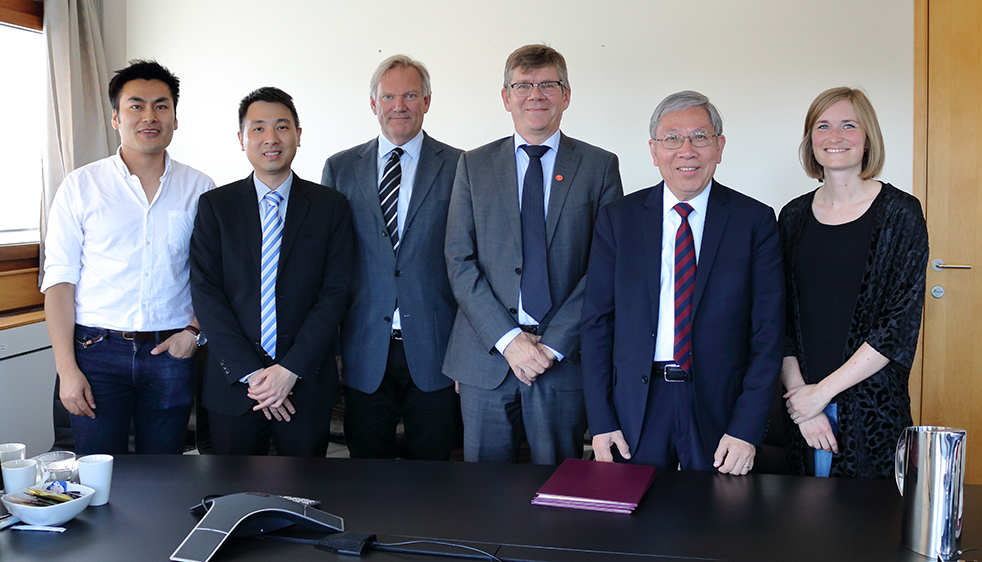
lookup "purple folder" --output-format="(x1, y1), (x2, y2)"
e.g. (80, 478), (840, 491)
(532, 458), (657, 514)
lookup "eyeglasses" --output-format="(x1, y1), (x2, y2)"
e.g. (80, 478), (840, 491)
(508, 81), (564, 98)
(653, 132), (718, 150)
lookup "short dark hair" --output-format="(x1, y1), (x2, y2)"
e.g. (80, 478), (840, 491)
(503, 44), (569, 90)
(238, 87), (300, 131)
(108, 59), (180, 112)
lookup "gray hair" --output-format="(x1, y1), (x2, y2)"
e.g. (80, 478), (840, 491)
(369, 54), (432, 100)
(649, 90), (723, 139)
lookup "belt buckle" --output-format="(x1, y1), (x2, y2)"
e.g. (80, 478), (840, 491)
(662, 364), (688, 382)
(119, 331), (137, 341)
(391, 330), (403, 341)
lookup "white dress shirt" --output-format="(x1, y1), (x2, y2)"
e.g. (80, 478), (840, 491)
(494, 130), (564, 361)
(41, 148), (215, 331)
(378, 130), (424, 331)
(654, 183), (712, 361)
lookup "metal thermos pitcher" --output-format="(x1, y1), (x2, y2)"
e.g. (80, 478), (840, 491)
(895, 425), (967, 559)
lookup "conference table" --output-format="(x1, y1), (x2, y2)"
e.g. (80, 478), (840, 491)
(0, 455), (976, 562)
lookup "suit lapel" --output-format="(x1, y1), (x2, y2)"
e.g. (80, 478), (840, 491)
(546, 133), (581, 246)
(493, 138), (522, 241)
(234, 175), (263, 272)
(354, 139), (386, 231)
(692, 180), (729, 316)
(642, 183), (664, 331)
(403, 133), (442, 237)
(279, 176), (310, 266)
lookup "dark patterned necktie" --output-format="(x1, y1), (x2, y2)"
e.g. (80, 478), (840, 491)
(520, 144), (551, 322)
(673, 202), (696, 373)
(379, 147), (403, 250)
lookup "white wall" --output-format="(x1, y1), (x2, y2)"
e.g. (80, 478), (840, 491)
(124, 0), (913, 211)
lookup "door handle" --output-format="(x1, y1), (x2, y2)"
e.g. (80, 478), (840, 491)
(932, 259), (972, 271)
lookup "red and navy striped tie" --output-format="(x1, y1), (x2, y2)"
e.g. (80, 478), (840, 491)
(673, 203), (696, 373)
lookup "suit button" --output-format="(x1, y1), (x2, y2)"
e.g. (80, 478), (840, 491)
(515, 267), (522, 274)
(509, 308), (517, 314)
(384, 316), (392, 323)
(382, 230), (388, 237)
(394, 270), (402, 277)
(641, 375), (649, 384)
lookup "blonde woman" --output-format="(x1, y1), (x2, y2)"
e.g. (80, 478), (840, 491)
(779, 88), (928, 478)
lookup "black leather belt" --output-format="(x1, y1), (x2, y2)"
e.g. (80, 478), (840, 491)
(391, 329), (403, 341)
(519, 325), (539, 335)
(108, 328), (182, 342)
(653, 361), (692, 382)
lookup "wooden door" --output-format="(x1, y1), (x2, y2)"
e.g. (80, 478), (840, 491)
(918, 0), (982, 484)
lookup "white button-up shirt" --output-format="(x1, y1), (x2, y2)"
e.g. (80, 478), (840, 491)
(654, 182), (711, 361)
(41, 148), (215, 331)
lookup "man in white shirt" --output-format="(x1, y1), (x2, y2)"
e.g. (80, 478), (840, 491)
(42, 60), (215, 456)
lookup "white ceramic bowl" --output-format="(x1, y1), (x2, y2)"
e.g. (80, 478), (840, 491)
(1, 483), (94, 525)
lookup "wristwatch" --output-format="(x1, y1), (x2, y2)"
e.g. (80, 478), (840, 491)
(184, 325), (207, 347)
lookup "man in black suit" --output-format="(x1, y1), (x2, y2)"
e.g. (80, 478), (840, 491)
(322, 55), (461, 460)
(190, 87), (353, 456)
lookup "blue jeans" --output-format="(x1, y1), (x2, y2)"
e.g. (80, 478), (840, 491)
(69, 324), (193, 455)
(813, 402), (839, 477)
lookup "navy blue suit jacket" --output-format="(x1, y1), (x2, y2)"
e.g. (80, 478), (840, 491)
(321, 133), (462, 393)
(190, 174), (354, 416)
(581, 180), (783, 458)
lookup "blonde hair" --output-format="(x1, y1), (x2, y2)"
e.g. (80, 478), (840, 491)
(799, 87), (885, 181)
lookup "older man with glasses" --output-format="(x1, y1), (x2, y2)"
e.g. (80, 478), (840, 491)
(581, 90), (784, 474)
(443, 44), (623, 464)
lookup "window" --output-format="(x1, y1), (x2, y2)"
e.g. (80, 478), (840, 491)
(0, 22), (43, 245)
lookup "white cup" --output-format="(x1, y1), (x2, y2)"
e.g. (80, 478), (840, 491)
(77, 454), (113, 506)
(2, 459), (38, 493)
(0, 443), (26, 464)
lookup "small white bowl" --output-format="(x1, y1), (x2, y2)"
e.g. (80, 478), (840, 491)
(1, 483), (94, 526)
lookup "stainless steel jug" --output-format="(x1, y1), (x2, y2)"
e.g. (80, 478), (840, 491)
(895, 426), (967, 559)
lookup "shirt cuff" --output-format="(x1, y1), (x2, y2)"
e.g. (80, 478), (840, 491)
(542, 345), (564, 362)
(495, 328), (523, 355)
(239, 369), (262, 384)
(39, 266), (81, 293)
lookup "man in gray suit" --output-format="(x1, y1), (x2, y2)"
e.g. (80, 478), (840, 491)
(322, 55), (462, 460)
(444, 44), (623, 464)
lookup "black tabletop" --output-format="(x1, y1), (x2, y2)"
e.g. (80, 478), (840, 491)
(0, 455), (967, 561)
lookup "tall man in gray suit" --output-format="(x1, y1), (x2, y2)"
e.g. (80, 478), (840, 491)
(444, 45), (623, 464)
(322, 55), (462, 460)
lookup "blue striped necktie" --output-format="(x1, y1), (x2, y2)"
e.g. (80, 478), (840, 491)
(260, 190), (284, 359)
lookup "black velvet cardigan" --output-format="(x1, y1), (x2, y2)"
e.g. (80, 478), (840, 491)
(778, 183), (929, 478)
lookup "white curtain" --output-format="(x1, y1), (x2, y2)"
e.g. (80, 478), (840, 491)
(39, 0), (118, 284)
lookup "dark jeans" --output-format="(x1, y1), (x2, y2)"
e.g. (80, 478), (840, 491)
(70, 324), (193, 456)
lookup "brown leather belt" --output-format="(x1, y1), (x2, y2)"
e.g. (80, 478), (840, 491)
(107, 328), (182, 342)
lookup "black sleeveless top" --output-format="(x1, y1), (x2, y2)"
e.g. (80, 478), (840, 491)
(795, 189), (882, 385)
